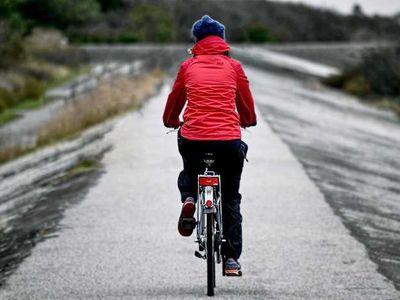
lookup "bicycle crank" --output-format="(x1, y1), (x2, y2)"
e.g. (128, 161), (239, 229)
(194, 251), (206, 260)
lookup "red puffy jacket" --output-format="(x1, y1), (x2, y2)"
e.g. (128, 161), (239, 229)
(163, 36), (256, 141)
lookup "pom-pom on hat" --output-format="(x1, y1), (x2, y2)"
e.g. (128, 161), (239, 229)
(192, 15), (225, 42)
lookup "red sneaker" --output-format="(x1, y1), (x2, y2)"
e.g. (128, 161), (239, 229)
(178, 197), (196, 236)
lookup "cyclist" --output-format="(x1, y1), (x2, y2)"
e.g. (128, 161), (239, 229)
(163, 15), (256, 276)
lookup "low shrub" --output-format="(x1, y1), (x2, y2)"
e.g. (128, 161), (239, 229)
(0, 21), (25, 69)
(344, 75), (370, 97)
(246, 23), (271, 43)
(0, 87), (17, 111)
(323, 46), (400, 115)
(19, 77), (45, 100)
(0, 109), (17, 126)
(0, 77), (45, 113)
(324, 46), (400, 98)
(116, 32), (139, 43)
(361, 48), (400, 97)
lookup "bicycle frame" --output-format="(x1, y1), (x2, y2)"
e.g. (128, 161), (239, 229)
(196, 170), (223, 252)
(194, 154), (225, 296)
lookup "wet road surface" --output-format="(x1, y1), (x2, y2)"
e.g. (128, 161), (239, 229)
(0, 170), (103, 286)
(246, 67), (400, 291)
(0, 73), (399, 299)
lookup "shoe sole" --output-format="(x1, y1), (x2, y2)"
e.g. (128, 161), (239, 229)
(225, 269), (242, 277)
(178, 201), (196, 236)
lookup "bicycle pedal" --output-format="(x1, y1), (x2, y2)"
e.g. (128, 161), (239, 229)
(194, 251), (206, 260)
(181, 218), (196, 230)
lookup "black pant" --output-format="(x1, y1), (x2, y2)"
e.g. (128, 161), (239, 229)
(177, 132), (248, 259)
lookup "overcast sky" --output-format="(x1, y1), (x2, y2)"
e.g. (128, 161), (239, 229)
(272, 0), (400, 15)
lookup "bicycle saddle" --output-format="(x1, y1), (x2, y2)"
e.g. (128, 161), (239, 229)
(203, 152), (215, 167)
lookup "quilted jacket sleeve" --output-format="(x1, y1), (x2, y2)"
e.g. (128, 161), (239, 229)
(162, 60), (190, 128)
(232, 61), (257, 127)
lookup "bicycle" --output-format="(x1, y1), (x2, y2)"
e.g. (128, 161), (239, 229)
(172, 129), (245, 296)
(190, 152), (241, 296)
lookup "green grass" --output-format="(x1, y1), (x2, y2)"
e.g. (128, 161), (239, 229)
(66, 159), (99, 177)
(0, 97), (45, 126)
(0, 65), (89, 127)
(14, 97), (44, 110)
(0, 109), (18, 126)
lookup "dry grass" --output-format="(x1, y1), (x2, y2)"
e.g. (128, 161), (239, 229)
(0, 145), (32, 165)
(0, 69), (164, 164)
(37, 70), (163, 146)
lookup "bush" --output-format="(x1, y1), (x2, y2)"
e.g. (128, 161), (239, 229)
(360, 48), (400, 97)
(246, 23), (271, 43)
(19, 77), (45, 100)
(0, 87), (16, 111)
(0, 77), (45, 112)
(129, 5), (177, 42)
(0, 0), (27, 33)
(0, 21), (25, 69)
(325, 46), (400, 98)
(25, 28), (67, 51)
(97, 0), (124, 12)
(344, 75), (370, 96)
(117, 32), (139, 43)
(20, 0), (101, 29)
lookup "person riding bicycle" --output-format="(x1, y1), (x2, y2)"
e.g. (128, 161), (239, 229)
(163, 15), (256, 276)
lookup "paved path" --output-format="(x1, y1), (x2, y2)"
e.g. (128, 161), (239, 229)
(0, 72), (399, 299)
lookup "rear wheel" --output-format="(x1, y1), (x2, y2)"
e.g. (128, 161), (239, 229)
(206, 213), (215, 296)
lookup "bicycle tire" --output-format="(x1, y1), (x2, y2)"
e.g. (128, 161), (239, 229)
(207, 213), (215, 296)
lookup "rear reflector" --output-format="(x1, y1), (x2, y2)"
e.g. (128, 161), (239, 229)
(205, 200), (213, 208)
(199, 176), (219, 186)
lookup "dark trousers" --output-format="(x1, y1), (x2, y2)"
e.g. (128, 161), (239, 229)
(177, 132), (248, 259)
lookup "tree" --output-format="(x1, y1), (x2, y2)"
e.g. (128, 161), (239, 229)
(20, 0), (101, 29)
(352, 3), (364, 16)
(97, 0), (124, 12)
(129, 4), (176, 42)
(0, 0), (26, 32)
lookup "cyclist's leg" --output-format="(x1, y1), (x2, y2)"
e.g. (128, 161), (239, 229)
(218, 140), (248, 259)
(177, 132), (204, 203)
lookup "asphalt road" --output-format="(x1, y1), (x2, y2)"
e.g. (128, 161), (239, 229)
(0, 73), (399, 299)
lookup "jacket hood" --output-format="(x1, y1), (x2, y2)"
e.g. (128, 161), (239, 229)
(191, 35), (230, 56)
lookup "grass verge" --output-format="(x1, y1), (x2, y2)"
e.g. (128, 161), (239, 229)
(0, 65), (90, 127)
(0, 110), (18, 126)
(66, 159), (99, 177)
(0, 69), (164, 165)
(38, 70), (163, 146)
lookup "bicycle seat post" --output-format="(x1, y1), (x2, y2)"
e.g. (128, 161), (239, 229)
(203, 153), (215, 173)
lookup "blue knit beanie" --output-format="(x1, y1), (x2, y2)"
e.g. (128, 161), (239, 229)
(192, 15), (225, 42)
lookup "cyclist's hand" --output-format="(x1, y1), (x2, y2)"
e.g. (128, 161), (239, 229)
(164, 119), (181, 129)
(241, 121), (257, 128)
